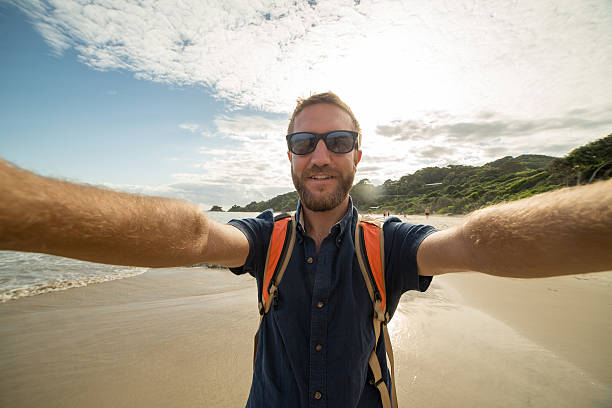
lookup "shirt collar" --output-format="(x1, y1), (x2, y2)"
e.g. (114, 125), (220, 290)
(295, 196), (355, 238)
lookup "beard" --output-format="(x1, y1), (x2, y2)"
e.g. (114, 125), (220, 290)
(292, 164), (355, 212)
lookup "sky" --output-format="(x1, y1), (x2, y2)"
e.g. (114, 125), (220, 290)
(1, 0), (611, 210)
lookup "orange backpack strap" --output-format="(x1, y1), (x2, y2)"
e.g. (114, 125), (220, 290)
(355, 216), (387, 313)
(355, 215), (398, 408)
(253, 212), (297, 367)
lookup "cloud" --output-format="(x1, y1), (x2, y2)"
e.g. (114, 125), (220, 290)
(213, 113), (287, 140)
(11, 0), (612, 120)
(198, 148), (233, 156)
(103, 170), (294, 210)
(376, 108), (612, 143)
(170, 112), (294, 206)
(357, 165), (384, 173)
(482, 146), (511, 158)
(376, 120), (431, 141)
(415, 145), (456, 159)
(359, 154), (405, 164)
(179, 122), (200, 133)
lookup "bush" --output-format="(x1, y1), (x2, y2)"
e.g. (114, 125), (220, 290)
(437, 205), (454, 214)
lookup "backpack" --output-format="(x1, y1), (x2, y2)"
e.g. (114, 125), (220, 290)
(253, 212), (398, 408)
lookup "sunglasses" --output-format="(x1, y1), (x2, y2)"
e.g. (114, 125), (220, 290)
(286, 130), (358, 155)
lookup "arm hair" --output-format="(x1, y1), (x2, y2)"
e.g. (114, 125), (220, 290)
(0, 159), (248, 267)
(418, 178), (612, 277)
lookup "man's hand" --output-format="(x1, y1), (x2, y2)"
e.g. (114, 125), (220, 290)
(417, 178), (612, 278)
(0, 159), (249, 268)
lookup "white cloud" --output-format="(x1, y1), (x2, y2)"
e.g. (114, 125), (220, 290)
(198, 148), (232, 156)
(14, 0), (612, 118)
(194, 112), (293, 196)
(213, 114), (287, 138)
(179, 122), (200, 133)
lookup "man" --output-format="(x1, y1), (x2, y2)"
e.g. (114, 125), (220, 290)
(0, 92), (611, 408)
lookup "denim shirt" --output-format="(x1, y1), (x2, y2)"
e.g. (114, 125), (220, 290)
(229, 198), (436, 408)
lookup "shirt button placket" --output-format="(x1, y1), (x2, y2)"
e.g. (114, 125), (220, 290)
(309, 246), (329, 407)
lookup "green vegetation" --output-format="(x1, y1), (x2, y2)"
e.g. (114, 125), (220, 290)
(209, 205), (224, 212)
(227, 134), (612, 214)
(228, 191), (298, 213)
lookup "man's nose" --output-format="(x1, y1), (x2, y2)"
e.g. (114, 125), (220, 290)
(310, 139), (332, 166)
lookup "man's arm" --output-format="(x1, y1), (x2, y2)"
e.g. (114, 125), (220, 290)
(0, 159), (249, 268)
(417, 179), (612, 277)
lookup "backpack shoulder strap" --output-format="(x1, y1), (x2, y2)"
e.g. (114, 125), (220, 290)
(354, 215), (398, 408)
(354, 215), (387, 315)
(260, 212), (297, 315)
(253, 212), (297, 368)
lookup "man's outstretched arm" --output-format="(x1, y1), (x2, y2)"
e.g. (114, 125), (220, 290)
(417, 178), (612, 278)
(0, 159), (249, 268)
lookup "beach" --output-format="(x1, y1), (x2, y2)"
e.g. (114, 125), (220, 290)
(1, 215), (611, 407)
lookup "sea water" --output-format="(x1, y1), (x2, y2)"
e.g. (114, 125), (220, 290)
(0, 211), (260, 302)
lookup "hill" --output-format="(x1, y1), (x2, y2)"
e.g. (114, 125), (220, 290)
(228, 134), (612, 214)
(227, 191), (299, 213)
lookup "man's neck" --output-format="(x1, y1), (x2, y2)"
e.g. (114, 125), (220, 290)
(302, 197), (350, 253)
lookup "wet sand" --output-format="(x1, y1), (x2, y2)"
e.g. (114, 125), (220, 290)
(1, 215), (611, 407)
(393, 273), (612, 407)
(0, 268), (259, 408)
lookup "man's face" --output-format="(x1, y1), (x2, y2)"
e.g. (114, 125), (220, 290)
(288, 103), (362, 212)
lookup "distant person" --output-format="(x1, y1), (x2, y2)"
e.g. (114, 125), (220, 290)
(425, 207), (430, 219)
(1, 91), (611, 408)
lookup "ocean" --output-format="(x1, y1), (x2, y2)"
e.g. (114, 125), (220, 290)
(0, 211), (260, 302)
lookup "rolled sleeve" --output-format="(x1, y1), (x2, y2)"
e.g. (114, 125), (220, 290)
(227, 210), (274, 277)
(383, 217), (438, 316)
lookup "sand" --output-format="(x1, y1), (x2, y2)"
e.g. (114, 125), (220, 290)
(1, 215), (611, 407)
(0, 267), (262, 407)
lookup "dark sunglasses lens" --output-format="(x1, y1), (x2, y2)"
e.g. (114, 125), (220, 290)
(289, 133), (317, 154)
(326, 131), (355, 153)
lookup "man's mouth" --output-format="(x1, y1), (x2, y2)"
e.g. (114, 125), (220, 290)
(309, 175), (333, 180)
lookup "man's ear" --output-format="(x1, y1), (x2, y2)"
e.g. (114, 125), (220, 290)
(354, 149), (362, 166)
(287, 151), (292, 163)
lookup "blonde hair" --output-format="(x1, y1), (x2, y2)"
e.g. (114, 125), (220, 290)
(287, 92), (362, 148)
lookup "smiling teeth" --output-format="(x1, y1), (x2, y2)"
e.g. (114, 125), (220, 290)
(311, 175), (330, 179)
